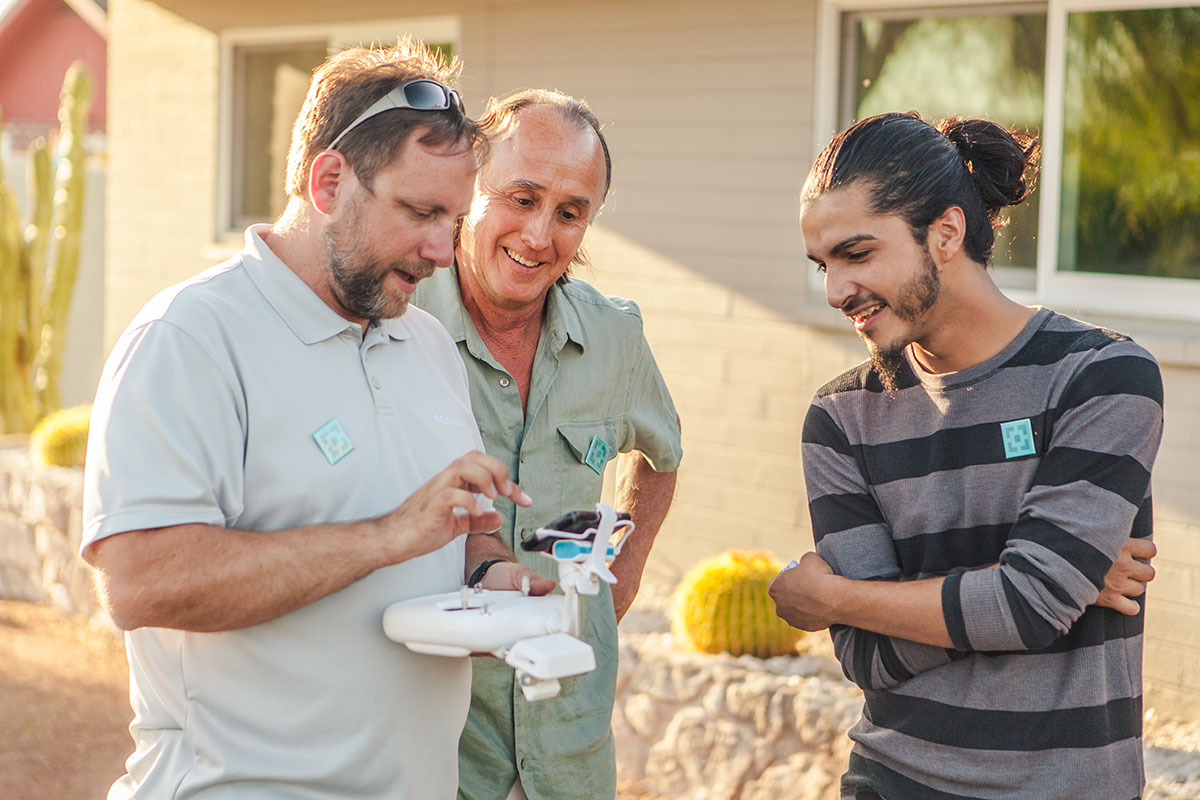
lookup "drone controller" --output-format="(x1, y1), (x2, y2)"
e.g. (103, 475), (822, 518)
(382, 504), (634, 701)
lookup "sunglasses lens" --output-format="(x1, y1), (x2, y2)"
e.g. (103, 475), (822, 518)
(402, 80), (450, 109)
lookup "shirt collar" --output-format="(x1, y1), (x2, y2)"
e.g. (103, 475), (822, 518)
(543, 278), (586, 354)
(242, 224), (413, 345)
(420, 263), (586, 354)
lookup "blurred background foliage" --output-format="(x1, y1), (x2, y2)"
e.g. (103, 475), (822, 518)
(844, 5), (1199, 281)
(1060, 6), (1200, 279)
(848, 10), (1046, 275)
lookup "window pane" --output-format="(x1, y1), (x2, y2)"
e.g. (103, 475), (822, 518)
(844, 10), (1046, 272)
(1058, 6), (1200, 280)
(234, 43), (327, 226)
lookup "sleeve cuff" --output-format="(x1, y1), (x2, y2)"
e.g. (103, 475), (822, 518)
(942, 567), (972, 651)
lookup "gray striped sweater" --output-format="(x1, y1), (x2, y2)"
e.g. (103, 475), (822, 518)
(802, 308), (1164, 800)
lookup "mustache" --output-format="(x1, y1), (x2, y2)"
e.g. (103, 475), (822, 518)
(840, 292), (886, 314)
(392, 262), (437, 281)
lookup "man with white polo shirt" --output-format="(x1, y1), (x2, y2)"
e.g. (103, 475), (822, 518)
(82, 40), (550, 799)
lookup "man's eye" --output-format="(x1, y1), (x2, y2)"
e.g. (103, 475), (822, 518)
(514, 196), (534, 207)
(847, 250), (868, 262)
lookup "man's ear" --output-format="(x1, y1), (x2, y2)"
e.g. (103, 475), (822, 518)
(929, 205), (967, 265)
(309, 151), (351, 216)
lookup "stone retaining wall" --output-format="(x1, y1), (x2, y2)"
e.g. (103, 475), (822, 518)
(614, 630), (858, 799)
(0, 445), (102, 623)
(613, 589), (860, 799)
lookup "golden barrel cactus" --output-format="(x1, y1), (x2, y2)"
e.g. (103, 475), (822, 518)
(672, 549), (803, 658)
(29, 404), (90, 467)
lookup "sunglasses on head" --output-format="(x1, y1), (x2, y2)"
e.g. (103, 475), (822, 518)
(326, 79), (464, 151)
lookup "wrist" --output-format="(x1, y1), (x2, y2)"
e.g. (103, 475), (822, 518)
(467, 558), (511, 588)
(822, 573), (850, 626)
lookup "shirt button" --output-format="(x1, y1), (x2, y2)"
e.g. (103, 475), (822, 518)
(499, 377), (510, 388)
(520, 453), (526, 463)
(372, 377), (381, 389)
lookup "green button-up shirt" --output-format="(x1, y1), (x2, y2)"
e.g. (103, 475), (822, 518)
(414, 267), (682, 800)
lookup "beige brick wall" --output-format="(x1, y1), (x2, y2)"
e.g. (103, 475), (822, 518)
(107, 0), (1200, 721)
(1144, 362), (1200, 718)
(105, 0), (222, 341)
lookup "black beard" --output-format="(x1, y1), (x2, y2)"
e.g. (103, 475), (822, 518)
(858, 246), (941, 397)
(892, 246), (941, 323)
(871, 345), (907, 398)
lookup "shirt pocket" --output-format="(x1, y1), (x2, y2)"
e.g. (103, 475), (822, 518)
(556, 420), (622, 508)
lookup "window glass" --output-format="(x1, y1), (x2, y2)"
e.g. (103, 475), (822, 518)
(234, 42), (328, 227)
(231, 40), (455, 229)
(1058, 6), (1200, 279)
(844, 10), (1046, 273)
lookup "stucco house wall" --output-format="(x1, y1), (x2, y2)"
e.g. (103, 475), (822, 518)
(104, 0), (1200, 719)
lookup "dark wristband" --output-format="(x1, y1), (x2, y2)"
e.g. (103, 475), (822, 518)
(467, 558), (510, 588)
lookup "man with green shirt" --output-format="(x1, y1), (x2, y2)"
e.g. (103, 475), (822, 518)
(414, 89), (682, 800)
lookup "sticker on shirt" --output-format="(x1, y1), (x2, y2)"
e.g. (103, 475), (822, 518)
(313, 418), (355, 465)
(999, 418), (1036, 459)
(583, 435), (612, 475)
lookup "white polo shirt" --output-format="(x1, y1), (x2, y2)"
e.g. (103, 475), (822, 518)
(83, 226), (480, 799)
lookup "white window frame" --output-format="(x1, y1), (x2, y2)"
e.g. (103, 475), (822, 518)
(812, 0), (1200, 322)
(215, 15), (461, 240)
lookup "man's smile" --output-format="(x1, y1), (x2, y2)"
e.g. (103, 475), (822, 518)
(504, 247), (541, 268)
(846, 301), (887, 331)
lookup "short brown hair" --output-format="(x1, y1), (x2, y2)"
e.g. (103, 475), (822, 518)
(285, 37), (485, 199)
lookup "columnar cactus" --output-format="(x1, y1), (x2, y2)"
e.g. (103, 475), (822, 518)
(0, 62), (92, 433)
(672, 550), (804, 658)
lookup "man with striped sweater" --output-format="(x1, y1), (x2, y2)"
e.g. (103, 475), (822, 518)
(769, 112), (1163, 799)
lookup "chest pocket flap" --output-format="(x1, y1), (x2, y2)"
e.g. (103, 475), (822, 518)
(557, 421), (620, 474)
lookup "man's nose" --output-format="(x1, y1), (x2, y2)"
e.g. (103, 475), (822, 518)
(420, 222), (456, 268)
(520, 209), (553, 252)
(824, 269), (857, 311)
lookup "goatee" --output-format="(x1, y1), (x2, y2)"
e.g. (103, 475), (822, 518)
(857, 246), (941, 398)
(324, 196), (431, 321)
(870, 344), (908, 398)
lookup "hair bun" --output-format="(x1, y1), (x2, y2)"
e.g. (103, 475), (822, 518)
(937, 117), (1040, 220)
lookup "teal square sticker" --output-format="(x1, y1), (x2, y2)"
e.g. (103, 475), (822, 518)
(313, 418), (354, 465)
(583, 435), (612, 475)
(1000, 418), (1036, 459)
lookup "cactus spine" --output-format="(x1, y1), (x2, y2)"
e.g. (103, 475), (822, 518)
(0, 62), (92, 433)
(672, 550), (804, 659)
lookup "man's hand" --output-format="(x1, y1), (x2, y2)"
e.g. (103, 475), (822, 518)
(478, 561), (556, 596)
(1094, 537), (1156, 616)
(767, 551), (840, 632)
(377, 451), (531, 564)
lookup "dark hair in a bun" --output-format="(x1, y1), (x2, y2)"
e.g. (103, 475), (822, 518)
(801, 111), (1040, 266)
